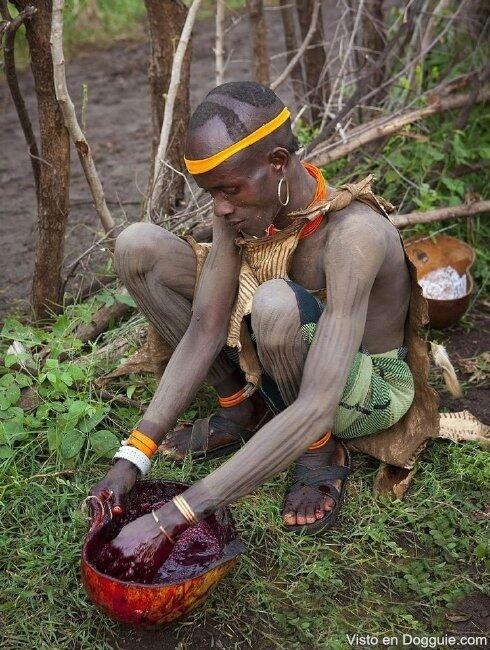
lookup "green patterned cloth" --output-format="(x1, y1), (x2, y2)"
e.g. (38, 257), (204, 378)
(300, 325), (415, 440)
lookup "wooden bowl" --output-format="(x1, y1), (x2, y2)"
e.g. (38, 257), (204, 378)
(81, 481), (244, 627)
(405, 234), (475, 329)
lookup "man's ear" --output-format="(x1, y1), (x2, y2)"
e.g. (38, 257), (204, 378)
(268, 147), (290, 174)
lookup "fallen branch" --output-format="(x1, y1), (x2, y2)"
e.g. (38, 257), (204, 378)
(148, 0), (203, 220)
(74, 293), (133, 343)
(392, 200), (490, 228)
(50, 0), (116, 240)
(98, 390), (145, 413)
(270, 0), (319, 91)
(308, 87), (490, 166)
(0, 2), (40, 196)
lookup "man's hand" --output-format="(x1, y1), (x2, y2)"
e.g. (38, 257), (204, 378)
(89, 459), (139, 518)
(97, 503), (183, 583)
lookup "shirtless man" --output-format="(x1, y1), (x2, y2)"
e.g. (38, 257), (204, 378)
(90, 82), (414, 565)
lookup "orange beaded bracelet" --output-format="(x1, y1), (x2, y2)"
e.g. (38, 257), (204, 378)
(126, 429), (158, 459)
(218, 387), (249, 408)
(308, 430), (332, 451)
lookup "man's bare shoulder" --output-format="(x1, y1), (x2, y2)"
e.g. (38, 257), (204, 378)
(323, 200), (398, 258)
(324, 199), (396, 240)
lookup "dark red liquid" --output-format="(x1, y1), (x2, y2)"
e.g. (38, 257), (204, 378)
(87, 481), (241, 585)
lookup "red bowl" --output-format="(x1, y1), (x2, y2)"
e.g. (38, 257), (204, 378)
(81, 481), (245, 627)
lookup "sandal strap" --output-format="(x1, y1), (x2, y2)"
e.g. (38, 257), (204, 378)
(294, 464), (350, 483)
(189, 414), (256, 451)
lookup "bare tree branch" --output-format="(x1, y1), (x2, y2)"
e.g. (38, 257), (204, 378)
(215, 0), (225, 85)
(0, 2), (40, 196)
(392, 200), (490, 228)
(148, 0), (203, 220)
(50, 0), (116, 238)
(270, 0), (319, 91)
(308, 86), (490, 166)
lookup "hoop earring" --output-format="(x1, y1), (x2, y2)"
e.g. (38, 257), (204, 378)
(277, 176), (290, 207)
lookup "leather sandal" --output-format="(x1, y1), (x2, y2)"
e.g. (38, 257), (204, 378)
(283, 441), (351, 534)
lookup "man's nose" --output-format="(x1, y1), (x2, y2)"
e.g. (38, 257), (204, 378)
(213, 195), (235, 218)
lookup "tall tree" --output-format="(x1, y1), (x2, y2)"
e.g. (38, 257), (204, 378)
(355, 0), (385, 99)
(296, 0), (329, 124)
(246, 0), (270, 85)
(279, 0), (305, 110)
(11, 0), (70, 320)
(145, 0), (191, 217)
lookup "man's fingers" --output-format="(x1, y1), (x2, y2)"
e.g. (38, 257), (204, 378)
(112, 490), (125, 516)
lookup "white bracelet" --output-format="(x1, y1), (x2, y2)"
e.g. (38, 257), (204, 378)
(114, 445), (151, 476)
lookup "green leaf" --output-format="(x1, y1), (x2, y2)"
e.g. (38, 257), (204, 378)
(90, 430), (119, 458)
(5, 385), (21, 406)
(126, 385), (136, 399)
(60, 372), (74, 386)
(0, 419), (27, 444)
(78, 406), (109, 434)
(14, 374), (33, 388)
(46, 372), (57, 385)
(46, 428), (62, 452)
(68, 365), (86, 381)
(60, 429), (85, 460)
(0, 446), (14, 459)
(68, 400), (88, 416)
(114, 293), (136, 307)
(45, 358), (59, 369)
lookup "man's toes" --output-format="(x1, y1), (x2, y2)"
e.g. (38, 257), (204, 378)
(323, 495), (335, 513)
(315, 499), (326, 520)
(296, 504), (308, 526)
(283, 511), (297, 526)
(305, 504), (316, 524)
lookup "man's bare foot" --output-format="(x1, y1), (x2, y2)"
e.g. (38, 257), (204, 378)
(283, 438), (348, 527)
(159, 391), (270, 460)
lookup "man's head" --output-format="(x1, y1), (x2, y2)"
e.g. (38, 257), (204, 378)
(185, 81), (300, 237)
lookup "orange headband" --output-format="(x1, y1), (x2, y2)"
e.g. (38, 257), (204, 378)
(184, 107), (291, 175)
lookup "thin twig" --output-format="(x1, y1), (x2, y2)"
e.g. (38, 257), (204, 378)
(270, 0), (320, 91)
(148, 0), (203, 221)
(0, 2), (40, 196)
(50, 0), (116, 239)
(215, 0), (225, 85)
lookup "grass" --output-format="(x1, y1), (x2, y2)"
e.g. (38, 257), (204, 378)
(1, 294), (489, 649)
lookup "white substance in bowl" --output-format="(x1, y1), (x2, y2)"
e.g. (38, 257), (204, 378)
(419, 266), (467, 300)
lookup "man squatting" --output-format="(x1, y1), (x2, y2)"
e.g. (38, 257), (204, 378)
(90, 82), (415, 565)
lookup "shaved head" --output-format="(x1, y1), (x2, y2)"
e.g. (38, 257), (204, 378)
(185, 81), (299, 160)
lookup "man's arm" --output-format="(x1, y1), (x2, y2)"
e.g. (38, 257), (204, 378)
(138, 215), (241, 438)
(181, 216), (387, 515)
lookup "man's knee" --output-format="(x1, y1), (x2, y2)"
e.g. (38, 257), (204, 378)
(114, 222), (166, 278)
(251, 279), (299, 349)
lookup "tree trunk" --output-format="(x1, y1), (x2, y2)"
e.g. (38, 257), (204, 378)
(144, 0), (191, 216)
(296, 0), (329, 124)
(12, 0), (70, 321)
(357, 0), (385, 99)
(246, 0), (270, 85)
(279, 0), (305, 109)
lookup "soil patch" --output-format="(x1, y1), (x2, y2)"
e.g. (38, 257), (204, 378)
(445, 591), (489, 637)
(432, 306), (490, 424)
